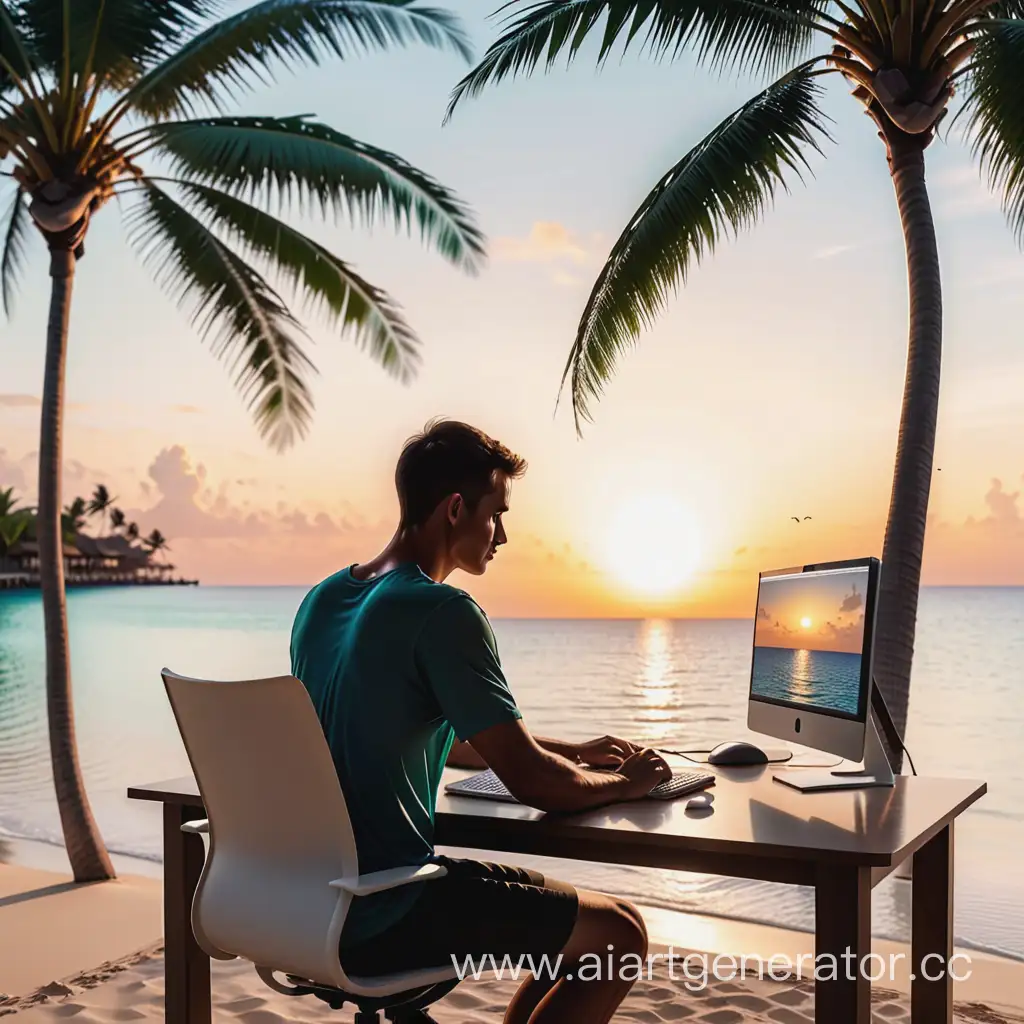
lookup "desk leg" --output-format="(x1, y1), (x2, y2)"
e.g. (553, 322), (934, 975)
(912, 823), (953, 1023)
(163, 804), (211, 1024)
(814, 865), (871, 1024)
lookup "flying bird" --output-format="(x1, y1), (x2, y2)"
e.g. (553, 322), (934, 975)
(790, 516), (813, 523)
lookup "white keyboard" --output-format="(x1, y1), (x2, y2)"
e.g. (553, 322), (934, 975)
(444, 767), (715, 803)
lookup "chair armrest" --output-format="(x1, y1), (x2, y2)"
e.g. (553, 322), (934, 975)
(181, 818), (209, 834)
(329, 862), (447, 897)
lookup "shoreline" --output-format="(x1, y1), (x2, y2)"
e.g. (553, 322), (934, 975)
(4, 833), (1023, 969)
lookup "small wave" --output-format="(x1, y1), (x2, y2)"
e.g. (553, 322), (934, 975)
(0, 823), (162, 864)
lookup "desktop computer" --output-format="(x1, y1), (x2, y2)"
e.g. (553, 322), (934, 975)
(746, 556), (899, 792)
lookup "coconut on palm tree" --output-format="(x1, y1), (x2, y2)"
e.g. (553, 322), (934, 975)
(448, 0), (1024, 761)
(86, 484), (115, 535)
(1, 0), (484, 882)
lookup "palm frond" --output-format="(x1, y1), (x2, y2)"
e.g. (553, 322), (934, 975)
(983, 2), (1024, 17)
(143, 115), (485, 270)
(1, 1), (39, 86)
(124, 182), (316, 450)
(124, 0), (471, 119)
(562, 61), (831, 428)
(1, 187), (30, 316)
(15, 0), (217, 86)
(962, 18), (1024, 246)
(166, 177), (420, 381)
(446, 0), (831, 120)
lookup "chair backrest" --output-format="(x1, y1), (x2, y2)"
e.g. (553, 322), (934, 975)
(163, 669), (359, 983)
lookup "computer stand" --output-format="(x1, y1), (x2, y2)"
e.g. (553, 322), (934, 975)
(773, 712), (896, 792)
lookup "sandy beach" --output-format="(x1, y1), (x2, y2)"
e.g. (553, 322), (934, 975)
(3, 848), (1023, 1024)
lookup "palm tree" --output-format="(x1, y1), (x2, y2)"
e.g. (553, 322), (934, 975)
(144, 528), (170, 563)
(61, 496), (87, 542)
(86, 484), (115, 536)
(0, 486), (31, 561)
(0, 485), (20, 518)
(1, 1), (484, 883)
(125, 521), (140, 543)
(448, 0), (1024, 762)
(108, 507), (126, 534)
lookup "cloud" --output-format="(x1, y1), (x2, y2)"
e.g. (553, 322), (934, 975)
(966, 257), (1024, 290)
(170, 404), (204, 414)
(814, 244), (856, 260)
(0, 393), (89, 413)
(0, 394), (40, 408)
(981, 477), (1019, 521)
(923, 474), (1024, 584)
(0, 448), (109, 499)
(133, 446), (266, 539)
(933, 165), (1001, 219)
(839, 585), (863, 614)
(821, 613), (865, 649)
(493, 222), (596, 265)
(0, 449), (29, 490)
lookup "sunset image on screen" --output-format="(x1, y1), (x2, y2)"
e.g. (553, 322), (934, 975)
(750, 568), (870, 716)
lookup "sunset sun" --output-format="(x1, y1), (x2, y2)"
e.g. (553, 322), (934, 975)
(603, 494), (701, 596)
(800, 616), (813, 629)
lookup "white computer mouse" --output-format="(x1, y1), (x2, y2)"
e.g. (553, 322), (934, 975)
(685, 792), (715, 811)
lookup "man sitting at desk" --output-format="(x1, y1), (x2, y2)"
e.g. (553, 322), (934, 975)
(291, 419), (670, 1024)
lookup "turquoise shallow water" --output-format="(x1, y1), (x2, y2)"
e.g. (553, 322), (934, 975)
(1, 586), (1022, 958)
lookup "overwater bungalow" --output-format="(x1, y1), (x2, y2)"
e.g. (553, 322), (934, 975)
(0, 534), (198, 589)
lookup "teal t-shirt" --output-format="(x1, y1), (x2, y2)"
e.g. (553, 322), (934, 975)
(290, 562), (522, 946)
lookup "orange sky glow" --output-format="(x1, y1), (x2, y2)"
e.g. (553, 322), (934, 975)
(2, 2), (1023, 617)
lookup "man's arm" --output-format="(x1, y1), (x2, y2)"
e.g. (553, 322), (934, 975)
(460, 719), (669, 812)
(446, 734), (640, 769)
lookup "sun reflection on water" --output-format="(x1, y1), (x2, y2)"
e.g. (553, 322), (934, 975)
(632, 619), (679, 743)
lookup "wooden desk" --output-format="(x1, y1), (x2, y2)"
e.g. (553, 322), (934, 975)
(128, 767), (985, 1024)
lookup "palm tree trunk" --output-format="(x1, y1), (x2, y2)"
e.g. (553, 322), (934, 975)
(38, 246), (116, 882)
(872, 128), (943, 770)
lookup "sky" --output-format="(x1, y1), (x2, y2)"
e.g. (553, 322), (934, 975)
(2, 1), (1024, 617)
(754, 569), (868, 655)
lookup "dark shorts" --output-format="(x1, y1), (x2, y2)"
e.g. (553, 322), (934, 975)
(339, 856), (579, 976)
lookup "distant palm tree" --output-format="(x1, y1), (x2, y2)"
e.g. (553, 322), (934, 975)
(61, 496), (87, 542)
(1, 0), (483, 883)
(0, 487), (31, 560)
(0, 486), (20, 518)
(86, 485), (116, 536)
(125, 521), (140, 542)
(0, 510), (30, 559)
(449, 0), (1024, 761)
(109, 507), (126, 533)
(144, 528), (170, 564)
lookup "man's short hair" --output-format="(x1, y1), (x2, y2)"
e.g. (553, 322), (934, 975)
(396, 420), (527, 527)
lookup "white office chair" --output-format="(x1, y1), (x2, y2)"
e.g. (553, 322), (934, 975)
(162, 669), (459, 1023)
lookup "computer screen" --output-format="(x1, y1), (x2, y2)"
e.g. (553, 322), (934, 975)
(750, 563), (875, 721)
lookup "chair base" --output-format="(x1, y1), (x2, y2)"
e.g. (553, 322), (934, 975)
(284, 975), (458, 1021)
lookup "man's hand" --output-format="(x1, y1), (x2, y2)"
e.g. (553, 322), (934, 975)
(573, 735), (642, 768)
(615, 748), (672, 799)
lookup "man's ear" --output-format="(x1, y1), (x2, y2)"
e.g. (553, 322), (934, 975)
(446, 493), (463, 525)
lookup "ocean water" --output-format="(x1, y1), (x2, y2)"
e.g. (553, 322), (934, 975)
(0, 586), (1022, 959)
(751, 646), (862, 716)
